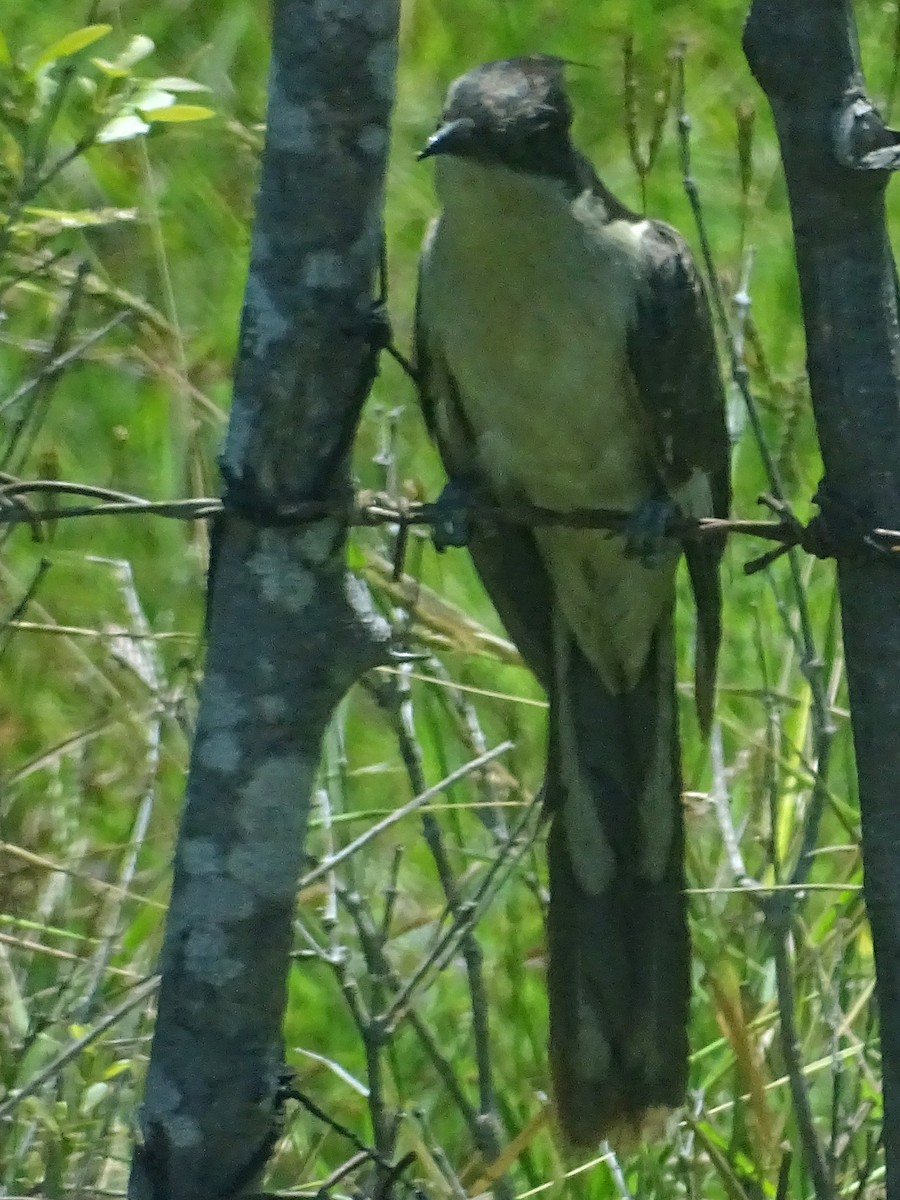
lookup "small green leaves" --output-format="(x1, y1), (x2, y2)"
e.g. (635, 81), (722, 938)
(145, 104), (214, 124)
(98, 90), (215, 142)
(92, 34), (156, 79)
(32, 24), (113, 72)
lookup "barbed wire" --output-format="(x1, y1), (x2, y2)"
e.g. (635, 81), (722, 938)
(2, 473), (898, 575)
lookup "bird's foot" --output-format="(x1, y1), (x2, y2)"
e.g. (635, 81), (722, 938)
(624, 495), (678, 568)
(429, 476), (477, 551)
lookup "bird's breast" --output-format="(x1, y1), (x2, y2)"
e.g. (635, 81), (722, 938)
(424, 185), (654, 511)
(421, 168), (679, 691)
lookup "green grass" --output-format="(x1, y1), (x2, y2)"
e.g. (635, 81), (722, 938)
(0, 1), (895, 1196)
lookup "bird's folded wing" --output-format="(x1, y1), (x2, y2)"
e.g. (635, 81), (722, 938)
(414, 262), (557, 694)
(626, 220), (732, 731)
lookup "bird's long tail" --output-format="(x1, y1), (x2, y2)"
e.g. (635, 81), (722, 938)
(545, 609), (689, 1148)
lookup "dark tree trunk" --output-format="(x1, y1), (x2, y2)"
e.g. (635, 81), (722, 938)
(128, 3), (398, 1196)
(744, 2), (900, 1194)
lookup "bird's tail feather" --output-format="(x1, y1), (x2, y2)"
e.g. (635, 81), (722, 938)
(545, 611), (689, 1147)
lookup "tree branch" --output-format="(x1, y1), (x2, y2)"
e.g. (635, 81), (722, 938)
(127, 3), (398, 1197)
(744, 2), (900, 1192)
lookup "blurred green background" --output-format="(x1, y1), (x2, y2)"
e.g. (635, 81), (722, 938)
(0, 1), (892, 1196)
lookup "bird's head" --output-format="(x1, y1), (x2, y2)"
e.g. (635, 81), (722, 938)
(419, 56), (578, 183)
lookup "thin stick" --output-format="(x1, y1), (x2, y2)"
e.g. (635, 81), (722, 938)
(298, 741), (513, 890)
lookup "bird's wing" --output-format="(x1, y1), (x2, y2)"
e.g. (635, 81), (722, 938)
(627, 220), (731, 732)
(413, 242), (558, 695)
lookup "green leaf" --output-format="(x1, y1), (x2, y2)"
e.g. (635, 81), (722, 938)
(91, 57), (129, 79)
(81, 1081), (109, 1115)
(145, 103), (215, 124)
(33, 24), (112, 71)
(97, 113), (150, 143)
(0, 30), (12, 66)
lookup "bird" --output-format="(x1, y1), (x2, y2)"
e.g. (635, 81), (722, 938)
(413, 56), (730, 1148)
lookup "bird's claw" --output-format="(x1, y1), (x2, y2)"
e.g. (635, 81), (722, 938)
(429, 477), (476, 551)
(624, 496), (678, 568)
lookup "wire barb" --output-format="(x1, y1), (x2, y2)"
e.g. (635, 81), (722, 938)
(2, 475), (898, 571)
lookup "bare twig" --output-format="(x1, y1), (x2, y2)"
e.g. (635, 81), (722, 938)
(364, 667), (512, 1198)
(2, 262), (91, 474)
(708, 723), (755, 889)
(0, 312), (132, 420)
(378, 800), (541, 1035)
(297, 741), (513, 891)
(338, 882), (482, 1133)
(769, 907), (836, 1200)
(0, 557), (51, 660)
(75, 716), (161, 1019)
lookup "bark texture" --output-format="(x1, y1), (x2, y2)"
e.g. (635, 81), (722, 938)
(744, 2), (900, 1192)
(128, 3), (398, 1196)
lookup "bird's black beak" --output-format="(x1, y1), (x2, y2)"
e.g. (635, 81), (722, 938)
(417, 117), (477, 161)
